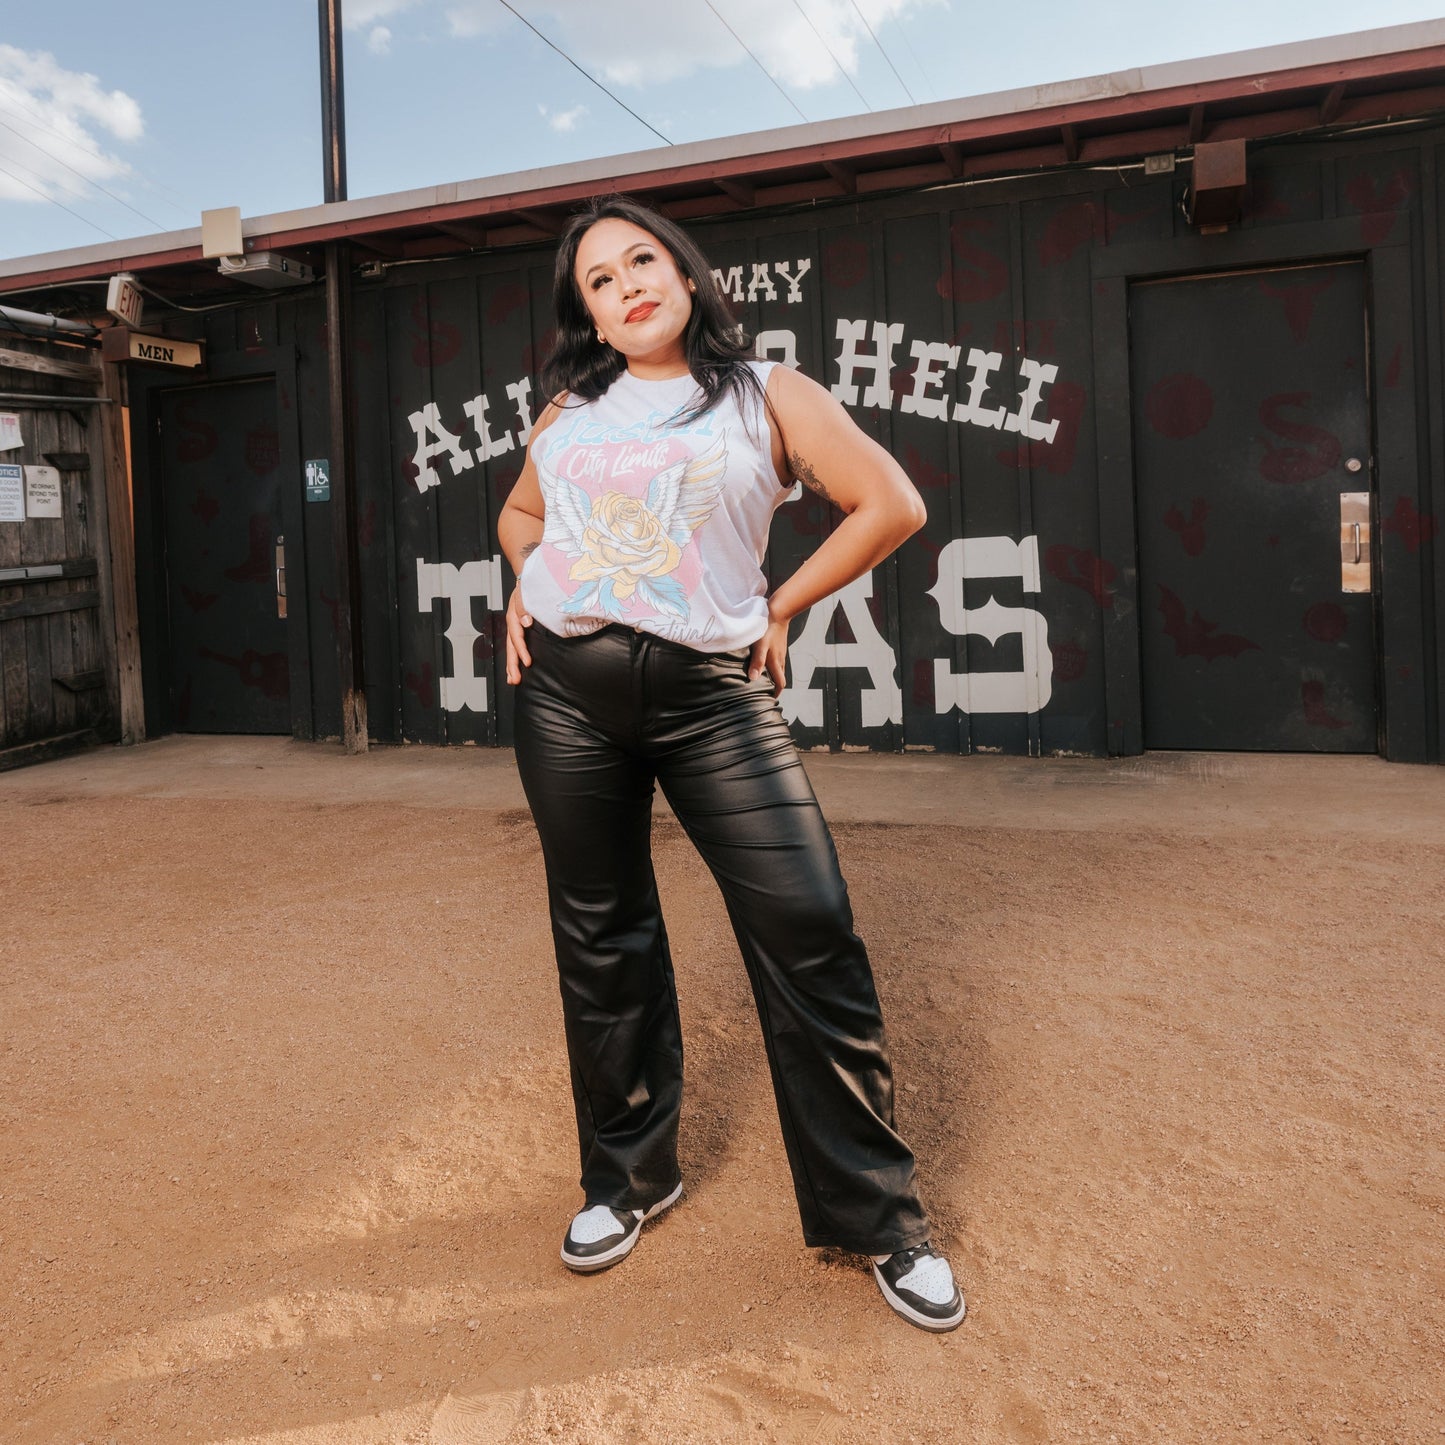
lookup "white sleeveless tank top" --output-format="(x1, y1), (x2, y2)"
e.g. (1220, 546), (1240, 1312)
(520, 359), (786, 652)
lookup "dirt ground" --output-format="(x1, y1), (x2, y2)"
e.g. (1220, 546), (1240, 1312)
(2, 737), (1442, 1445)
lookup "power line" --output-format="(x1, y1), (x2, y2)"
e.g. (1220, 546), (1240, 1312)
(0, 93), (197, 216)
(844, 0), (918, 106)
(887, 7), (939, 102)
(704, 1), (810, 124)
(0, 156), (117, 241)
(792, 0), (872, 112)
(0, 117), (171, 232)
(496, 1), (673, 146)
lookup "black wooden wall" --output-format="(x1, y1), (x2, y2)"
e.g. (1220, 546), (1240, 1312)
(126, 121), (1445, 761)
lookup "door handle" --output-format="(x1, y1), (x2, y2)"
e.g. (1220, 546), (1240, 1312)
(275, 534), (287, 618)
(1339, 494), (1369, 594)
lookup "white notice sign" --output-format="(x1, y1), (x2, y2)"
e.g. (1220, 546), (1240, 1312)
(0, 412), (22, 452)
(25, 465), (61, 519)
(0, 463), (23, 521)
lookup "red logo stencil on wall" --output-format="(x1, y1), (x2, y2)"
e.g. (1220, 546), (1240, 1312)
(1145, 373), (1213, 440)
(487, 282), (528, 325)
(224, 515), (273, 584)
(936, 217), (1008, 303)
(1303, 602), (1347, 643)
(405, 663), (435, 709)
(199, 647), (289, 699)
(1157, 585), (1259, 660)
(1045, 544), (1117, 609)
(1301, 679), (1348, 729)
(1038, 200), (1104, 267)
(910, 657), (934, 707)
(1342, 169), (1412, 246)
(245, 426), (280, 475)
(901, 442), (951, 492)
(1050, 639), (1089, 684)
(1258, 273), (1335, 343)
(1380, 496), (1438, 553)
(1257, 393), (1340, 484)
(174, 402), (218, 464)
(1163, 499), (1210, 557)
(190, 489), (219, 526)
(996, 380), (1085, 475)
(180, 585), (218, 613)
(410, 298), (462, 368)
(822, 237), (869, 289)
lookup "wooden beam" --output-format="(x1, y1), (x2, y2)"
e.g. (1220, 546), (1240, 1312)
(43, 450), (90, 470)
(0, 729), (100, 773)
(97, 360), (144, 743)
(0, 589), (99, 623)
(514, 207), (564, 236)
(351, 232), (408, 259)
(478, 221), (567, 248)
(1060, 123), (1080, 162)
(1334, 82), (1445, 125)
(432, 220), (491, 247)
(1079, 122), (1192, 164)
(1189, 103), (1207, 144)
(858, 160), (958, 193)
(937, 141), (965, 177)
(0, 345), (99, 383)
(715, 177), (756, 207)
(1319, 81), (1347, 124)
(822, 159), (857, 194)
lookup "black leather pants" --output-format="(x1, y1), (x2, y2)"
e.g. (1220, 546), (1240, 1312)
(513, 621), (931, 1255)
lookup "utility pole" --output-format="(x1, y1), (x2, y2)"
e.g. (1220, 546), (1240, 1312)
(319, 0), (367, 752)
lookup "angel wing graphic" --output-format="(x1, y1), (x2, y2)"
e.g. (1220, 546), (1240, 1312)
(538, 435), (730, 622)
(645, 434), (729, 549)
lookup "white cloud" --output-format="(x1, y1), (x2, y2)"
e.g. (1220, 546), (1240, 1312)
(538, 102), (587, 133)
(0, 45), (141, 204)
(368, 25), (394, 54)
(341, 0), (422, 28)
(443, 0), (935, 92)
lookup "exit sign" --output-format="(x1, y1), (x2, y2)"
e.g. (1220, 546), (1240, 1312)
(105, 273), (143, 328)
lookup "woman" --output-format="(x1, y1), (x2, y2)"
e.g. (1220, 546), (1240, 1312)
(497, 195), (964, 1333)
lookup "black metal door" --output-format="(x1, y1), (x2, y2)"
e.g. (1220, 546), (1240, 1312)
(1129, 262), (1377, 751)
(158, 379), (289, 732)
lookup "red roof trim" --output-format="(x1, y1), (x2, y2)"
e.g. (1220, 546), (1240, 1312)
(3, 40), (1444, 293)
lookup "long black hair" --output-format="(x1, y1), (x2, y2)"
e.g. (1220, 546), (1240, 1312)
(539, 194), (769, 430)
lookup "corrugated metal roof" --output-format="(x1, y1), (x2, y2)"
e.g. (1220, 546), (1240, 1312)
(3, 18), (1444, 295)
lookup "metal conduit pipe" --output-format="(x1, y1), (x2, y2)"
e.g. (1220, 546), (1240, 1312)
(0, 393), (109, 405)
(0, 304), (99, 338)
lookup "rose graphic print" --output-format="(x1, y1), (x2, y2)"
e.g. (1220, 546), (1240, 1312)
(541, 435), (729, 622)
(571, 493), (682, 607)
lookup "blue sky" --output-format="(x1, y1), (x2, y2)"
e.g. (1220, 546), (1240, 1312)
(1, 1), (1442, 263)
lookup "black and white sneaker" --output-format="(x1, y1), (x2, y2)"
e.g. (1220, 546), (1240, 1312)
(560, 1181), (683, 1273)
(872, 1242), (966, 1332)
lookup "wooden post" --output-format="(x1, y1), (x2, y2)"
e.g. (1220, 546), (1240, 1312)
(318, 0), (367, 751)
(97, 358), (144, 742)
(325, 240), (367, 752)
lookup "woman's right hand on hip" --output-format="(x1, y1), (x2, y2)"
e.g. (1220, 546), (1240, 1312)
(505, 584), (534, 685)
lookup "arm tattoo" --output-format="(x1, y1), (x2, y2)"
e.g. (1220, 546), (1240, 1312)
(788, 451), (836, 505)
